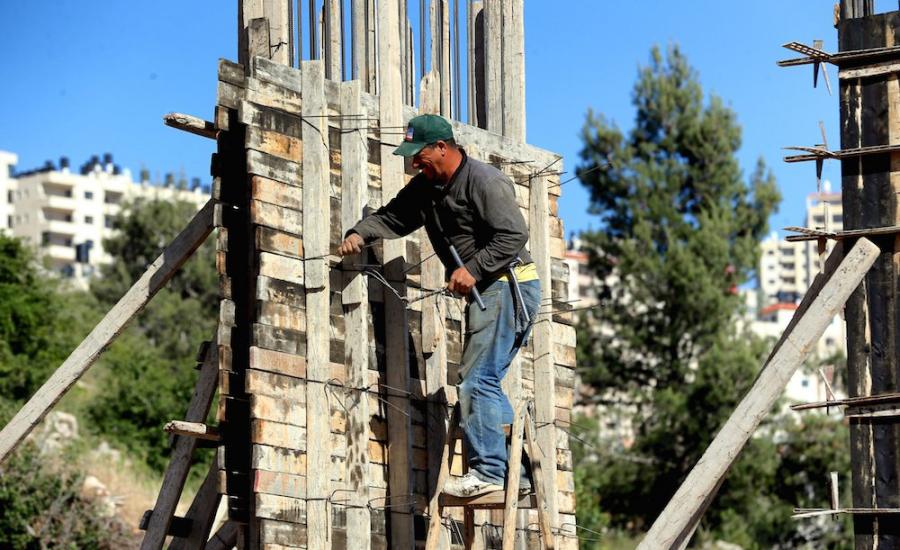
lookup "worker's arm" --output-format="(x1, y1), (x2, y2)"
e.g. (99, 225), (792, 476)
(339, 180), (425, 255)
(462, 175), (529, 281)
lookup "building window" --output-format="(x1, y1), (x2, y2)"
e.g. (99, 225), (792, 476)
(801, 379), (809, 388)
(6, 215), (11, 228)
(6, 191), (12, 204)
(104, 215), (114, 229)
(813, 215), (825, 225)
(60, 264), (75, 278)
(84, 215), (94, 224)
(833, 214), (843, 224)
(85, 191), (94, 200)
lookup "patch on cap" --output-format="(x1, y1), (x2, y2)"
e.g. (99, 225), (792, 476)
(405, 126), (415, 142)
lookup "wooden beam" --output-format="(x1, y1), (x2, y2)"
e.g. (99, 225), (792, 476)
(501, 400), (527, 550)
(637, 238), (881, 549)
(163, 421), (221, 442)
(204, 520), (240, 550)
(528, 173), (558, 528)
(164, 113), (217, 139)
(324, 0), (342, 80)
(500, 0), (524, 141)
(482, 0), (502, 133)
(0, 200), (215, 465)
(301, 59), (331, 550)
(141, 334), (220, 549)
(240, 0), (292, 65)
(351, 0), (367, 85)
(379, 1), (415, 547)
(168, 462), (222, 550)
(340, 79), (372, 549)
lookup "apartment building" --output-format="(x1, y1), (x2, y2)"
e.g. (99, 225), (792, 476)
(759, 189), (843, 305)
(3, 151), (208, 288)
(754, 187), (846, 406)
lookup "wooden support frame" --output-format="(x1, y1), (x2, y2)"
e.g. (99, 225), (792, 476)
(0, 199), (216, 465)
(141, 335), (220, 549)
(301, 58), (332, 550)
(638, 238), (881, 549)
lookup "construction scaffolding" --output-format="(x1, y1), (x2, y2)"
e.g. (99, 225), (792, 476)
(0, 1), (578, 549)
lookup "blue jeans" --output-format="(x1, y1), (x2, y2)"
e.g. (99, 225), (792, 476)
(458, 277), (541, 485)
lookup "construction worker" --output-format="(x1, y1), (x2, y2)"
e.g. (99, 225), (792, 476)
(339, 114), (541, 498)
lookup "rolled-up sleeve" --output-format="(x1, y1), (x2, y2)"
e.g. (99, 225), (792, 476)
(348, 181), (425, 241)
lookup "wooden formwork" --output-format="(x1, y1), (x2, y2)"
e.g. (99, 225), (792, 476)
(212, 54), (578, 548)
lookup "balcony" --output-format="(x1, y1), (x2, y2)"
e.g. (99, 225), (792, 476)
(45, 193), (77, 211)
(45, 244), (75, 261)
(45, 219), (76, 235)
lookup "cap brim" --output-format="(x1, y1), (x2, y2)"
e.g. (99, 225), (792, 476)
(393, 141), (426, 157)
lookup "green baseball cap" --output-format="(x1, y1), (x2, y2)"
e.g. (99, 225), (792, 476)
(393, 114), (455, 157)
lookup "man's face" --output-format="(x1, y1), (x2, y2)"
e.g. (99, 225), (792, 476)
(411, 143), (443, 179)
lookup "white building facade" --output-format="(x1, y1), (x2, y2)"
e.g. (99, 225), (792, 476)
(2, 151), (208, 288)
(753, 188), (846, 406)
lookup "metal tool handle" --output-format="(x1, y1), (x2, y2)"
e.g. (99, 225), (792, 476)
(449, 245), (486, 311)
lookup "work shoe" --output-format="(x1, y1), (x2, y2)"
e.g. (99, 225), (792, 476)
(443, 473), (504, 498)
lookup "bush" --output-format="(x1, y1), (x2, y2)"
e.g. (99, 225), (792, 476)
(0, 442), (137, 549)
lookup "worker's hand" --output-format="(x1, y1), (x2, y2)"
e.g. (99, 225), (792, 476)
(338, 233), (365, 256)
(448, 266), (476, 296)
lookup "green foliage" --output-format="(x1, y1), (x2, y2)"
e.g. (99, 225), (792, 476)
(87, 198), (217, 471)
(572, 45), (849, 546)
(0, 442), (136, 549)
(0, 234), (98, 422)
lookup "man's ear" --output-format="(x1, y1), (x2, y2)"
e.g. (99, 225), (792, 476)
(435, 140), (447, 155)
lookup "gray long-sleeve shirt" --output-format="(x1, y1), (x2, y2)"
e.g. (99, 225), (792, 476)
(348, 152), (533, 283)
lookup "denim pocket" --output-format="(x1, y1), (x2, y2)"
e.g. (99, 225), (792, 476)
(466, 288), (501, 335)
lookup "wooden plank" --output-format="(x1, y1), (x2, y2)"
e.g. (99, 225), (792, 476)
(257, 276), (306, 308)
(340, 79), (373, 550)
(351, 0), (367, 86)
(250, 346), (307, 378)
(440, 0), (451, 116)
(324, 0), (342, 80)
(247, 149), (302, 185)
(252, 444), (306, 475)
(500, 0), (524, 141)
(258, 251), (304, 285)
(141, 335), (220, 549)
(251, 418), (306, 449)
(638, 238), (881, 549)
(301, 58), (332, 550)
(256, 225), (304, 259)
(502, 401), (527, 550)
(168, 462), (221, 550)
(379, 3), (414, 546)
(252, 393), (306, 425)
(527, 173), (558, 530)
(258, 518), (307, 546)
(341, 81), (368, 306)
(247, 127), (302, 163)
(254, 469), (307, 499)
(246, 368), (307, 400)
(164, 421), (220, 442)
(524, 407), (556, 549)
(218, 58), (246, 87)
(0, 200), (215, 464)
(482, 0), (502, 133)
(257, 300), (307, 333)
(163, 113), (217, 140)
(239, 99), (303, 138)
(203, 520), (239, 550)
(240, 1), (291, 65)
(250, 55), (303, 91)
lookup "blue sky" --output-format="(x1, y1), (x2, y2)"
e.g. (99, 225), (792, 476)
(1, 1), (890, 237)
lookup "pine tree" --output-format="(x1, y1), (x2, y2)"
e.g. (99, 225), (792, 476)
(574, 45), (790, 542)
